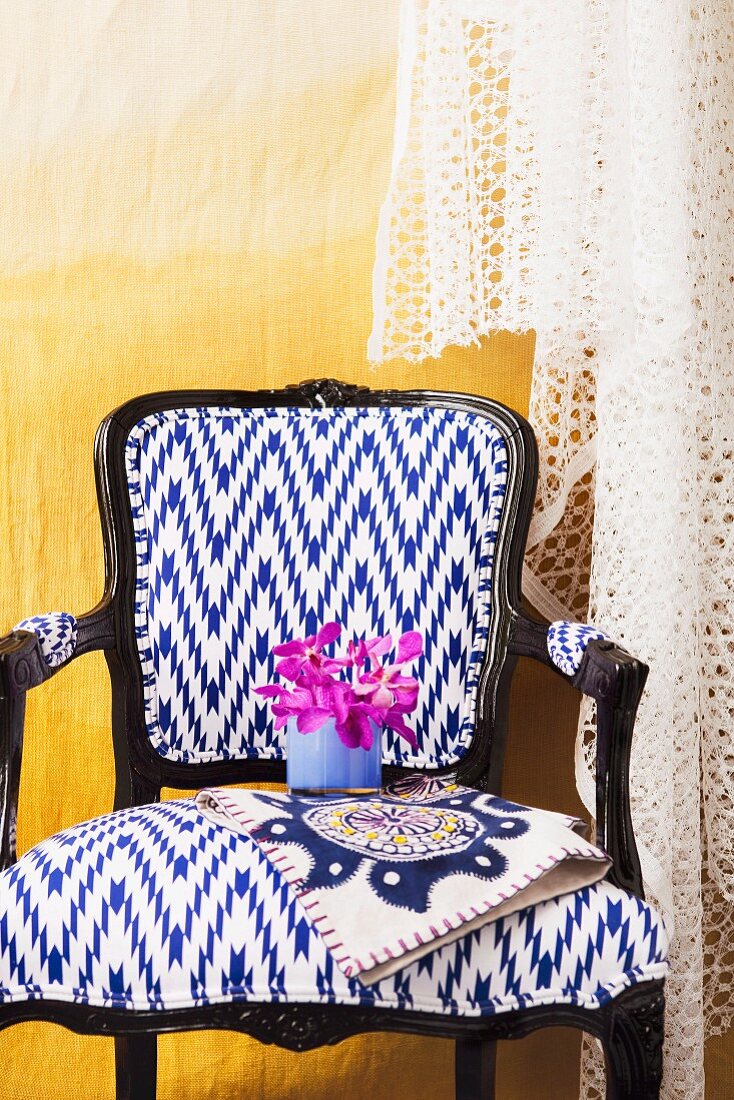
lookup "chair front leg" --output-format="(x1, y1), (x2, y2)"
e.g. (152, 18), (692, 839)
(603, 981), (665, 1100)
(455, 1037), (496, 1100)
(115, 1034), (157, 1100)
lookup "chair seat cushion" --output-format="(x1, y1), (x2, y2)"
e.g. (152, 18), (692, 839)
(0, 801), (668, 1017)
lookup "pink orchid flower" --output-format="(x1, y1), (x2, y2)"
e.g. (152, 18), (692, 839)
(255, 625), (423, 750)
(336, 634), (392, 670)
(336, 702), (382, 750)
(255, 683), (335, 735)
(329, 683), (382, 749)
(354, 630), (423, 708)
(378, 704), (418, 749)
(272, 621), (341, 681)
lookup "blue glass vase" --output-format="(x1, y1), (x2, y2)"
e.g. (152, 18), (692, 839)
(286, 716), (382, 796)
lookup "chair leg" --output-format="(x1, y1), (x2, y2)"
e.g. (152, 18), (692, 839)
(455, 1037), (496, 1100)
(604, 982), (665, 1100)
(115, 1034), (157, 1100)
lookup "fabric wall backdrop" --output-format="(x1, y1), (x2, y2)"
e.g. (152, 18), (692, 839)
(0, 3), (595, 1098)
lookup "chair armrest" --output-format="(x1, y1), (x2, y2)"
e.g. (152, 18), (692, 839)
(509, 612), (648, 900)
(0, 603), (115, 696)
(0, 600), (115, 868)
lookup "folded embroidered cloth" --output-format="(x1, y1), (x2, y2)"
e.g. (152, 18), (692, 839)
(195, 775), (610, 985)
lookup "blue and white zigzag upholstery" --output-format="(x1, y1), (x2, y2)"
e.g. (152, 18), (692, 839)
(0, 801), (668, 1015)
(547, 621), (608, 677)
(125, 406), (508, 768)
(14, 613), (78, 669)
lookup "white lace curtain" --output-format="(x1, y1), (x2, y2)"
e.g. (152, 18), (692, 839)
(368, 2), (734, 1097)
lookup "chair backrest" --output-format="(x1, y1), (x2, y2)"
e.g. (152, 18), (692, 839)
(98, 380), (536, 789)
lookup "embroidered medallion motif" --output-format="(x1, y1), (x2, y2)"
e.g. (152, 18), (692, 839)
(303, 800), (482, 860)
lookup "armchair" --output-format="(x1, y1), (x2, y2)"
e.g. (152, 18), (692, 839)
(0, 379), (666, 1099)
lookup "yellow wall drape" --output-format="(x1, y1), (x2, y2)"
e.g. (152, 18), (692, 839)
(7, 4), (728, 1097)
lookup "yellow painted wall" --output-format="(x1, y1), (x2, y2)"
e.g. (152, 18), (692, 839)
(3, 4), (726, 1097)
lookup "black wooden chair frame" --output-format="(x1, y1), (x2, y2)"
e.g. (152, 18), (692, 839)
(0, 378), (664, 1099)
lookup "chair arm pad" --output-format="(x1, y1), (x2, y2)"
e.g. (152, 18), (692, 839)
(14, 613), (77, 669)
(547, 621), (608, 677)
(1, 602), (115, 696)
(510, 614), (629, 692)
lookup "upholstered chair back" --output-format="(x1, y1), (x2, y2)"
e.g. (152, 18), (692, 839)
(123, 403), (509, 769)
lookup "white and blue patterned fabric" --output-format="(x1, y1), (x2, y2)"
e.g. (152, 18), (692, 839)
(124, 406), (509, 768)
(14, 612), (77, 669)
(198, 777), (611, 985)
(547, 621), (608, 677)
(0, 800), (668, 1015)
